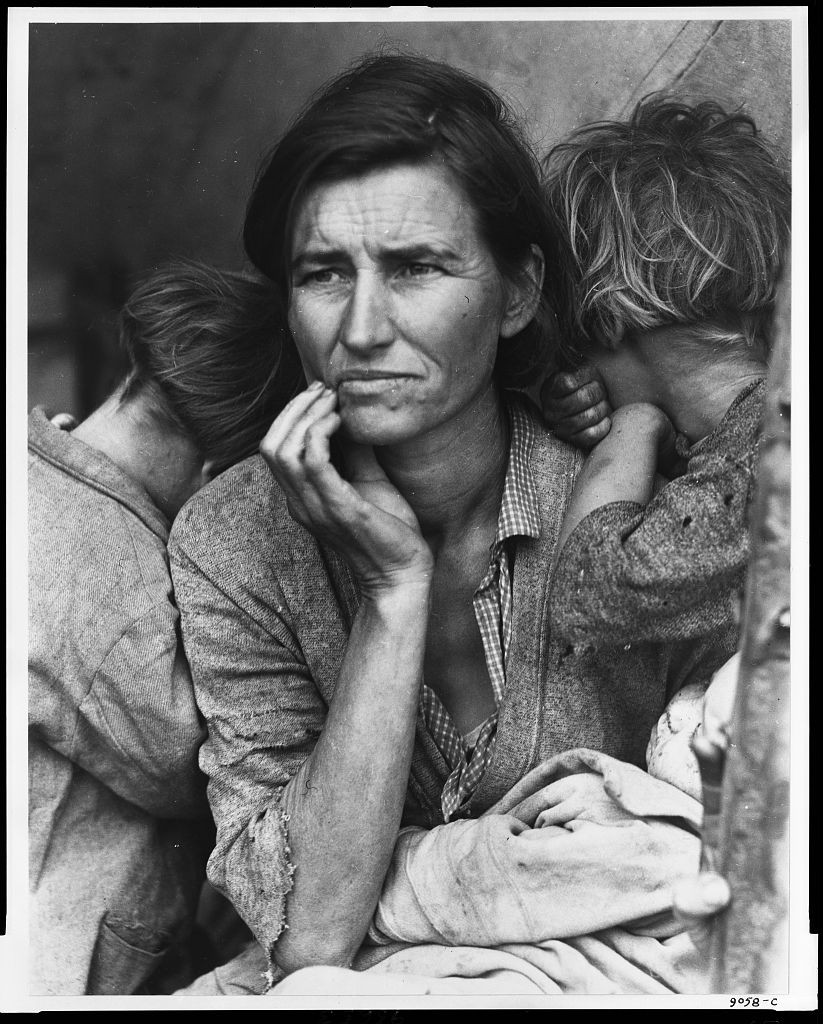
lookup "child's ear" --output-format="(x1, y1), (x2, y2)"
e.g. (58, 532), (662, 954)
(500, 245), (545, 338)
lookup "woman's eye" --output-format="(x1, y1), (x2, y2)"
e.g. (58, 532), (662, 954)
(401, 263), (438, 278)
(302, 268), (344, 285)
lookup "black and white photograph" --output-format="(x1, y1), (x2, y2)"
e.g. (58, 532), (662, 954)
(5, 6), (812, 1011)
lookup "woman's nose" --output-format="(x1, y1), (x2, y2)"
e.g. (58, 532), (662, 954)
(339, 272), (394, 353)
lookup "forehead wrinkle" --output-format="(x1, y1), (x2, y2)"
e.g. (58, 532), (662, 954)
(294, 172), (476, 260)
(386, 194), (469, 253)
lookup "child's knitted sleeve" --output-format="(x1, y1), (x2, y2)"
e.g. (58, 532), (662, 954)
(549, 383), (764, 648)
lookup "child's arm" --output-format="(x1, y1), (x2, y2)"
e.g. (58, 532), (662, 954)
(549, 384), (763, 649)
(554, 402), (675, 562)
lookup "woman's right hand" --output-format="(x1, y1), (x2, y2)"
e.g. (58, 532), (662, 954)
(258, 383), (432, 972)
(260, 382), (433, 593)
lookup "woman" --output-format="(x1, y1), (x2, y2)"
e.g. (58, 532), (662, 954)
(168, 54), (738, 992)
(28, 260), (303, 994)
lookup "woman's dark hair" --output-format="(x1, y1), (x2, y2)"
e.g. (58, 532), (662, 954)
(243, 51), (561, 386)
(543, 93), (791, 362)
(118, 259), (305, 475)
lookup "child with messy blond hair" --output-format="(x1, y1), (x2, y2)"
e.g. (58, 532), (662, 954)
(539, 94), (789, 796)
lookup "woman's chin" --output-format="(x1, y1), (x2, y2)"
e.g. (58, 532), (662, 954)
(337, 405), (421, 446)
(338, 413), (414, 447)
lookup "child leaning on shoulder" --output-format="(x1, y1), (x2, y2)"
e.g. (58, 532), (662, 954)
(538, 93), (789, 788)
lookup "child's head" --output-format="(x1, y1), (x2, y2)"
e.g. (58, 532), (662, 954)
(117, 259), (305, 476)
(543, 94), (791, 365)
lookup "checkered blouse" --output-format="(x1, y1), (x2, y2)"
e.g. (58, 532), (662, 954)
(419, 400), (541, 822)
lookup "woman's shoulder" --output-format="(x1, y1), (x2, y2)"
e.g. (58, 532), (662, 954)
(174, 452), (287, 532)
(518, 402), (585, 499)
(508, 392), (584, 469)
(167, 452), (357, 658)
(168, 452), (322, 583)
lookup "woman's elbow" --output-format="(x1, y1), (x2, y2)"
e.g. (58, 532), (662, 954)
(271, 927), (364, 977)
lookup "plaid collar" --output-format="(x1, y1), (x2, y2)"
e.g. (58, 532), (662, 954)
(493, 396), (541, 547)
(422, 394), (543, 821)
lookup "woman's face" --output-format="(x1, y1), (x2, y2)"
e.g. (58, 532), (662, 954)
(287, 161), (527, 447)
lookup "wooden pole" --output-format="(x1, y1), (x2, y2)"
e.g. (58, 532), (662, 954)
(706, 266), (793, 992)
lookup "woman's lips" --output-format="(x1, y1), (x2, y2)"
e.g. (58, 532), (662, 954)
(336, 374), (414, 395)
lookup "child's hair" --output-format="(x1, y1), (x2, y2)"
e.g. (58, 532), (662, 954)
(543, 93), (791, 363)
(118, 259), (305, 475)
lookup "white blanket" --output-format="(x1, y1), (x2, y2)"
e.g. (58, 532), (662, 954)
(348, 748), (706, 993)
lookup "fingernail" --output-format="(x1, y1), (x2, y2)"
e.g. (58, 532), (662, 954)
(308, 380), (324, 391)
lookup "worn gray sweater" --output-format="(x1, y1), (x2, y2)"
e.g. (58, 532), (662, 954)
(168, 410), (738, 955)
(28, 408), (209, 995)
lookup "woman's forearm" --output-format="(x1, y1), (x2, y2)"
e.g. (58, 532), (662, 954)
(274, 578), (431, 973)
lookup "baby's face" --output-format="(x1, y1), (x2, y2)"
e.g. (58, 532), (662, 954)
(645, 681), (706, 801)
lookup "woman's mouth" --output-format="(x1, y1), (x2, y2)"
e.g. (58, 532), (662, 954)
(336, 374), (414, 395)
